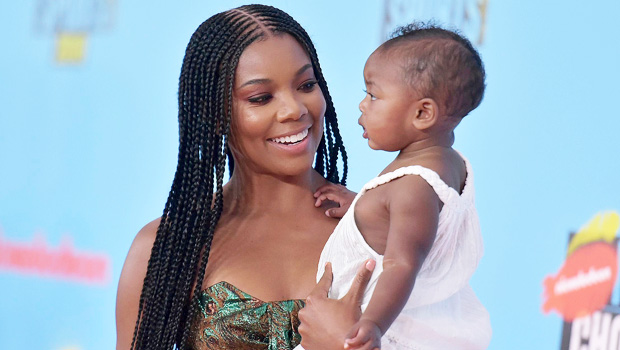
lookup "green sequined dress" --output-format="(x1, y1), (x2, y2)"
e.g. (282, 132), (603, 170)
(188, 281), (305, 350)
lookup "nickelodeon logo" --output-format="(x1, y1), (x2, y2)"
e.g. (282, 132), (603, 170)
(0, 227), (111, 285)
(542, 211), (620, 349)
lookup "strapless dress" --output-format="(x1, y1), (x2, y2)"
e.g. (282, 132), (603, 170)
(187, 281), (304, 350)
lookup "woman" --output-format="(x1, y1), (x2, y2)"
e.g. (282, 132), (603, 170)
(116, 5), (370, 350)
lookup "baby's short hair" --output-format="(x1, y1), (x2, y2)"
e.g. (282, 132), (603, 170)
(380, 22), (486, 118)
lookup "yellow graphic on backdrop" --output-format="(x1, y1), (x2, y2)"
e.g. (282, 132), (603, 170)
(34, 0), (116, 64)
(567, 211), (620, 256)
(56, 33), (87, 64)
(477, 0), (488, 45)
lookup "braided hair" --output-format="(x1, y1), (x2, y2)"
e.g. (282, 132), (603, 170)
(130, 5), (347, 350)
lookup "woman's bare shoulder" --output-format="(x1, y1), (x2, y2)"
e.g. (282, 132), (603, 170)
(115, 217), (160, 350)
(118, 217), (160, 296)
(127, 218), (160, 260)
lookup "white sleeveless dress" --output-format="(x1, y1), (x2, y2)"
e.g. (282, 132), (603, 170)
(300, 155), (491, 349)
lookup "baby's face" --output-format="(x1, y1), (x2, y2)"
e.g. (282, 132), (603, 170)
(358, 51), (419, 152)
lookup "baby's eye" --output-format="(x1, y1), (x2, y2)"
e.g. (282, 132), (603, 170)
(363, 89), (377, 101)
(299, 80), (318, 92)
(248, 94), (272, 104)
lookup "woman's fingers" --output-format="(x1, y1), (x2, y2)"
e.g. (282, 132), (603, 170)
(307, 262), (333, 301)
(343, 259), (375, 305)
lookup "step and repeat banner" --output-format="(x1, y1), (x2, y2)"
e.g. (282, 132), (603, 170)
(1, 1), (619, 349)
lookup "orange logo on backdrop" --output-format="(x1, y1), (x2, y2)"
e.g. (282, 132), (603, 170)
(0, 226), (111, 286)
(542, 212), (619, 321)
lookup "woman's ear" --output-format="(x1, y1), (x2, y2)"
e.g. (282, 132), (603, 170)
(411, 98), (439, 130)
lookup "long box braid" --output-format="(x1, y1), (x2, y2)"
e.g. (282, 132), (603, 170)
(130, 5), (348, 350)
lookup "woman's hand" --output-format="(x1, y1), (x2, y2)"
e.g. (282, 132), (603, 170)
(314, 183), (357, 218)
(298, 260), (376, 350)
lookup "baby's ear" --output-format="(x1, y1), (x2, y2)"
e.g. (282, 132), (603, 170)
(411, 98), (439, 130)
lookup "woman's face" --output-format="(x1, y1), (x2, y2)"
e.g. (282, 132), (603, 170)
(229, 34), (326, 178)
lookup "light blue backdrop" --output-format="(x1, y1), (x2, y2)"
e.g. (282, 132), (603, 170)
(1, 1), (619, 349)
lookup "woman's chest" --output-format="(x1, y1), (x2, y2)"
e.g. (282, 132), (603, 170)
(202, 213), (335, 300)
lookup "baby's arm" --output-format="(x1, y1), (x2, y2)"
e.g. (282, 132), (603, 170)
(345, 176), (440, 349)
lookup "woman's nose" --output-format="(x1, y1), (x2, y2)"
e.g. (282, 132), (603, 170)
(276, 91), (307, 122)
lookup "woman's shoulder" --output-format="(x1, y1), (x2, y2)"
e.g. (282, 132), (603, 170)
(130, 218), (160, 256)
(116, 217), (160, 349)
(118, 218), (160, 289)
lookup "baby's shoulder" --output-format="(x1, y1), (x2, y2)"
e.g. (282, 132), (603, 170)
(368, 170), (439, 213)
(399, 149), (466, 193)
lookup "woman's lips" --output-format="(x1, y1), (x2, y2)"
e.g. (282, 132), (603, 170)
(269, 127), (309, 144)
(267, 127), (313, 154)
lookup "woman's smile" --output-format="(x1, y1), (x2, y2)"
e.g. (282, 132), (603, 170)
(269, 126), (310, 145)
(267, 125), (313, 154)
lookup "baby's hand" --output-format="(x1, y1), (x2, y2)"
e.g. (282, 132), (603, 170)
(343, 319), (382, 350)
(314, 183), (356, 218)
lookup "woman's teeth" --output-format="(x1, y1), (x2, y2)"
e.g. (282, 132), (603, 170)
(271, 128), (308, 144)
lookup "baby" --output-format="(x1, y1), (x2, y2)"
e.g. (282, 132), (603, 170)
(310, 23), (492, 349)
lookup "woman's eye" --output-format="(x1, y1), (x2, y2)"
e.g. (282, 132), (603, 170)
(248, 94), (272, 104)
(299, 80), (318, 92)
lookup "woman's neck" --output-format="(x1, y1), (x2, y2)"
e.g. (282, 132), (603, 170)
(223, 167), (326, 215)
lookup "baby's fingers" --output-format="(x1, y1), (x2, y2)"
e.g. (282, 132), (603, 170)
(325, 205), (348, 218)
(313, 183), (344, 198)
(349, 343), (378, 350)
(346, 337), (380, 350)
(344, 326), (371, 349)
(358, 343), (380, 350)
(314, 192), (331, 207)
(314, 191), (343, 208)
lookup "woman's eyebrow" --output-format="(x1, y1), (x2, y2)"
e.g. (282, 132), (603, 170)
(239, 78), (271, 88)
(295, 63), (313, 77)
(238, 63), (313, 88)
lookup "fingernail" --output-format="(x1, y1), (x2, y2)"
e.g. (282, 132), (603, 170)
(325, 210), (331, 217)
(366, 259), (376, 271)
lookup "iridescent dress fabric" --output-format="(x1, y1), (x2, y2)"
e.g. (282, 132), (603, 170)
(188, 281), (304, 350)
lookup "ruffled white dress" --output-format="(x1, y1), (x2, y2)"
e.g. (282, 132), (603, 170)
(299, 156), (491, 350)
